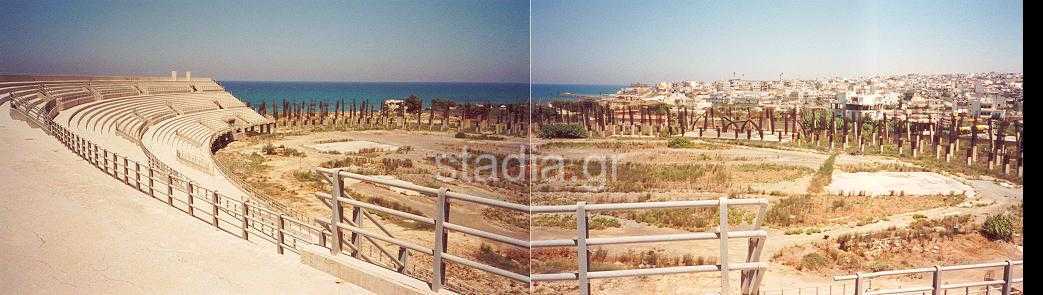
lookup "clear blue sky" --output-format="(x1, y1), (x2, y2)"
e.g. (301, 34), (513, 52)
(532, 0), (1023, 84)
(0, 0), (529, 83)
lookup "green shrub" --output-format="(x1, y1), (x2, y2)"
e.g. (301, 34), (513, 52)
(475, 243), (528, 275)
(291, 170), (318, 182)
(981, 214), (1014, 241)
(800, 253), (828, 271)
(281, 147), (306, 157)
(912, 214), (927, 220)
(831, 199), (846, 211)
(261, 143), (276, 155)
(539, 123), (588, 139)
(667, 137), (693, 148)
(454, 131), (468, 139)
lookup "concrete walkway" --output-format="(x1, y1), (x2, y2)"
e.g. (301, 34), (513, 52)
(0, 105), (371, 294)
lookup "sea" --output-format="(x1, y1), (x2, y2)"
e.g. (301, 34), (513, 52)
(219, 81), (623, 110)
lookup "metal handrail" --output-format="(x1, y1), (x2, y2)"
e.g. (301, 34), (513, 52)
(834, 260), (1024, 295)
(315, 167), (772, 295)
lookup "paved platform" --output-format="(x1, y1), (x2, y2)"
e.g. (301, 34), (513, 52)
(0, 104), (371, 294)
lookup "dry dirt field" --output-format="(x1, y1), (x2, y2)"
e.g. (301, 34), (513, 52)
(213, 130), (1023, 294)
(214, 129), (530, 294)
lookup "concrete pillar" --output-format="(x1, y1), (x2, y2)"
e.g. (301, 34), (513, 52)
(171, 71), (177, 81)
(185, 71), (191, 81)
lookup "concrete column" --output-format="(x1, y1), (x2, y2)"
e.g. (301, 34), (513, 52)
(171, 71), (177, 81)
(185, 71), (191, 81)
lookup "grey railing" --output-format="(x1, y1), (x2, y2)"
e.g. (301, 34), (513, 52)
(314, 167), (769, 295)
(49, 123), (329, 257)
(834, 260), (1024, 295)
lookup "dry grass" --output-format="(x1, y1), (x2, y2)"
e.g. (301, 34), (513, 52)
(602, 207), (755, 231)
(836, 162), (927, 173)
(532, 214), (622, 230)
(531, 247), (718, 275)
(765, 193), (965, 228)
(807, 154), (836, 194)
(566, 162), (811, 193)
(773, 215), (1022, 275)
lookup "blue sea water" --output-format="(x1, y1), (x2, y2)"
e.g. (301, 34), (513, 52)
(221, 81), (528, 109)
(219, 81), (623, 109)
(531, 83), (624, 102)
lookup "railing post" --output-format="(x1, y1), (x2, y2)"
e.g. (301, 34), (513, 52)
(187, 182), (195, 216)
(241, 202), (250, 240)
(930, 265), (942, 295)
(147, 168), (155, 198)
(1002, 260), (1012, 295)
(720, 196), (730, 295)
(397, 245), (410, 273)
(431, 187), (450, 292)
(134, 163), (141, 190)
(349, 205), (364, 258)
(576, 201), (591, 295)
(277, 214), (286, 254)
(329, 171), (344, 255)
(123, 157), (129, 183)
(210, 192), (220, 228)
(166, 174), (174, 205)
(854, 273), (864, 295)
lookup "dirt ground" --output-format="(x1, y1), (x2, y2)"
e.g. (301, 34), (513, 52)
(212, 130), (1024, 294)
(214, 129), (530, 293)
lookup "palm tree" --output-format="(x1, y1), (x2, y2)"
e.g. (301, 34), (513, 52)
(404, 94), (422, 128)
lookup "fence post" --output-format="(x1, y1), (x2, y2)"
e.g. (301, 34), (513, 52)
(720, 196), (731, 295)
(1002, 260), (1012, 295)
(240, 202), (250, 240)
(933, 266), (942, 295)
(576, 201), (591, 295)
(349, 205), (364, 258)
(397, 246), (410, 274)
(211, 192), (220, 228)
(147, 168), (155, 198)
(166, 174), (174, 205)
(432, 188), (450, 292)
(277, 214), (286, 254)
(329, 171), (344, 255)
(854, 273), (864, 295)
(187, 182), (195, 216)
(123, 158), (129, 183)
(134, 163), (141, 190)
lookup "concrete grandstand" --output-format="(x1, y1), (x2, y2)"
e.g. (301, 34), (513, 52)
(2, 74), (275, 203)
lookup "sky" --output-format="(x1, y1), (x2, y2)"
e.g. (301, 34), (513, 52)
(532, 0), (1023, 84)
(0, 1), (1022, 85)
(0, 0), (529, 83)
